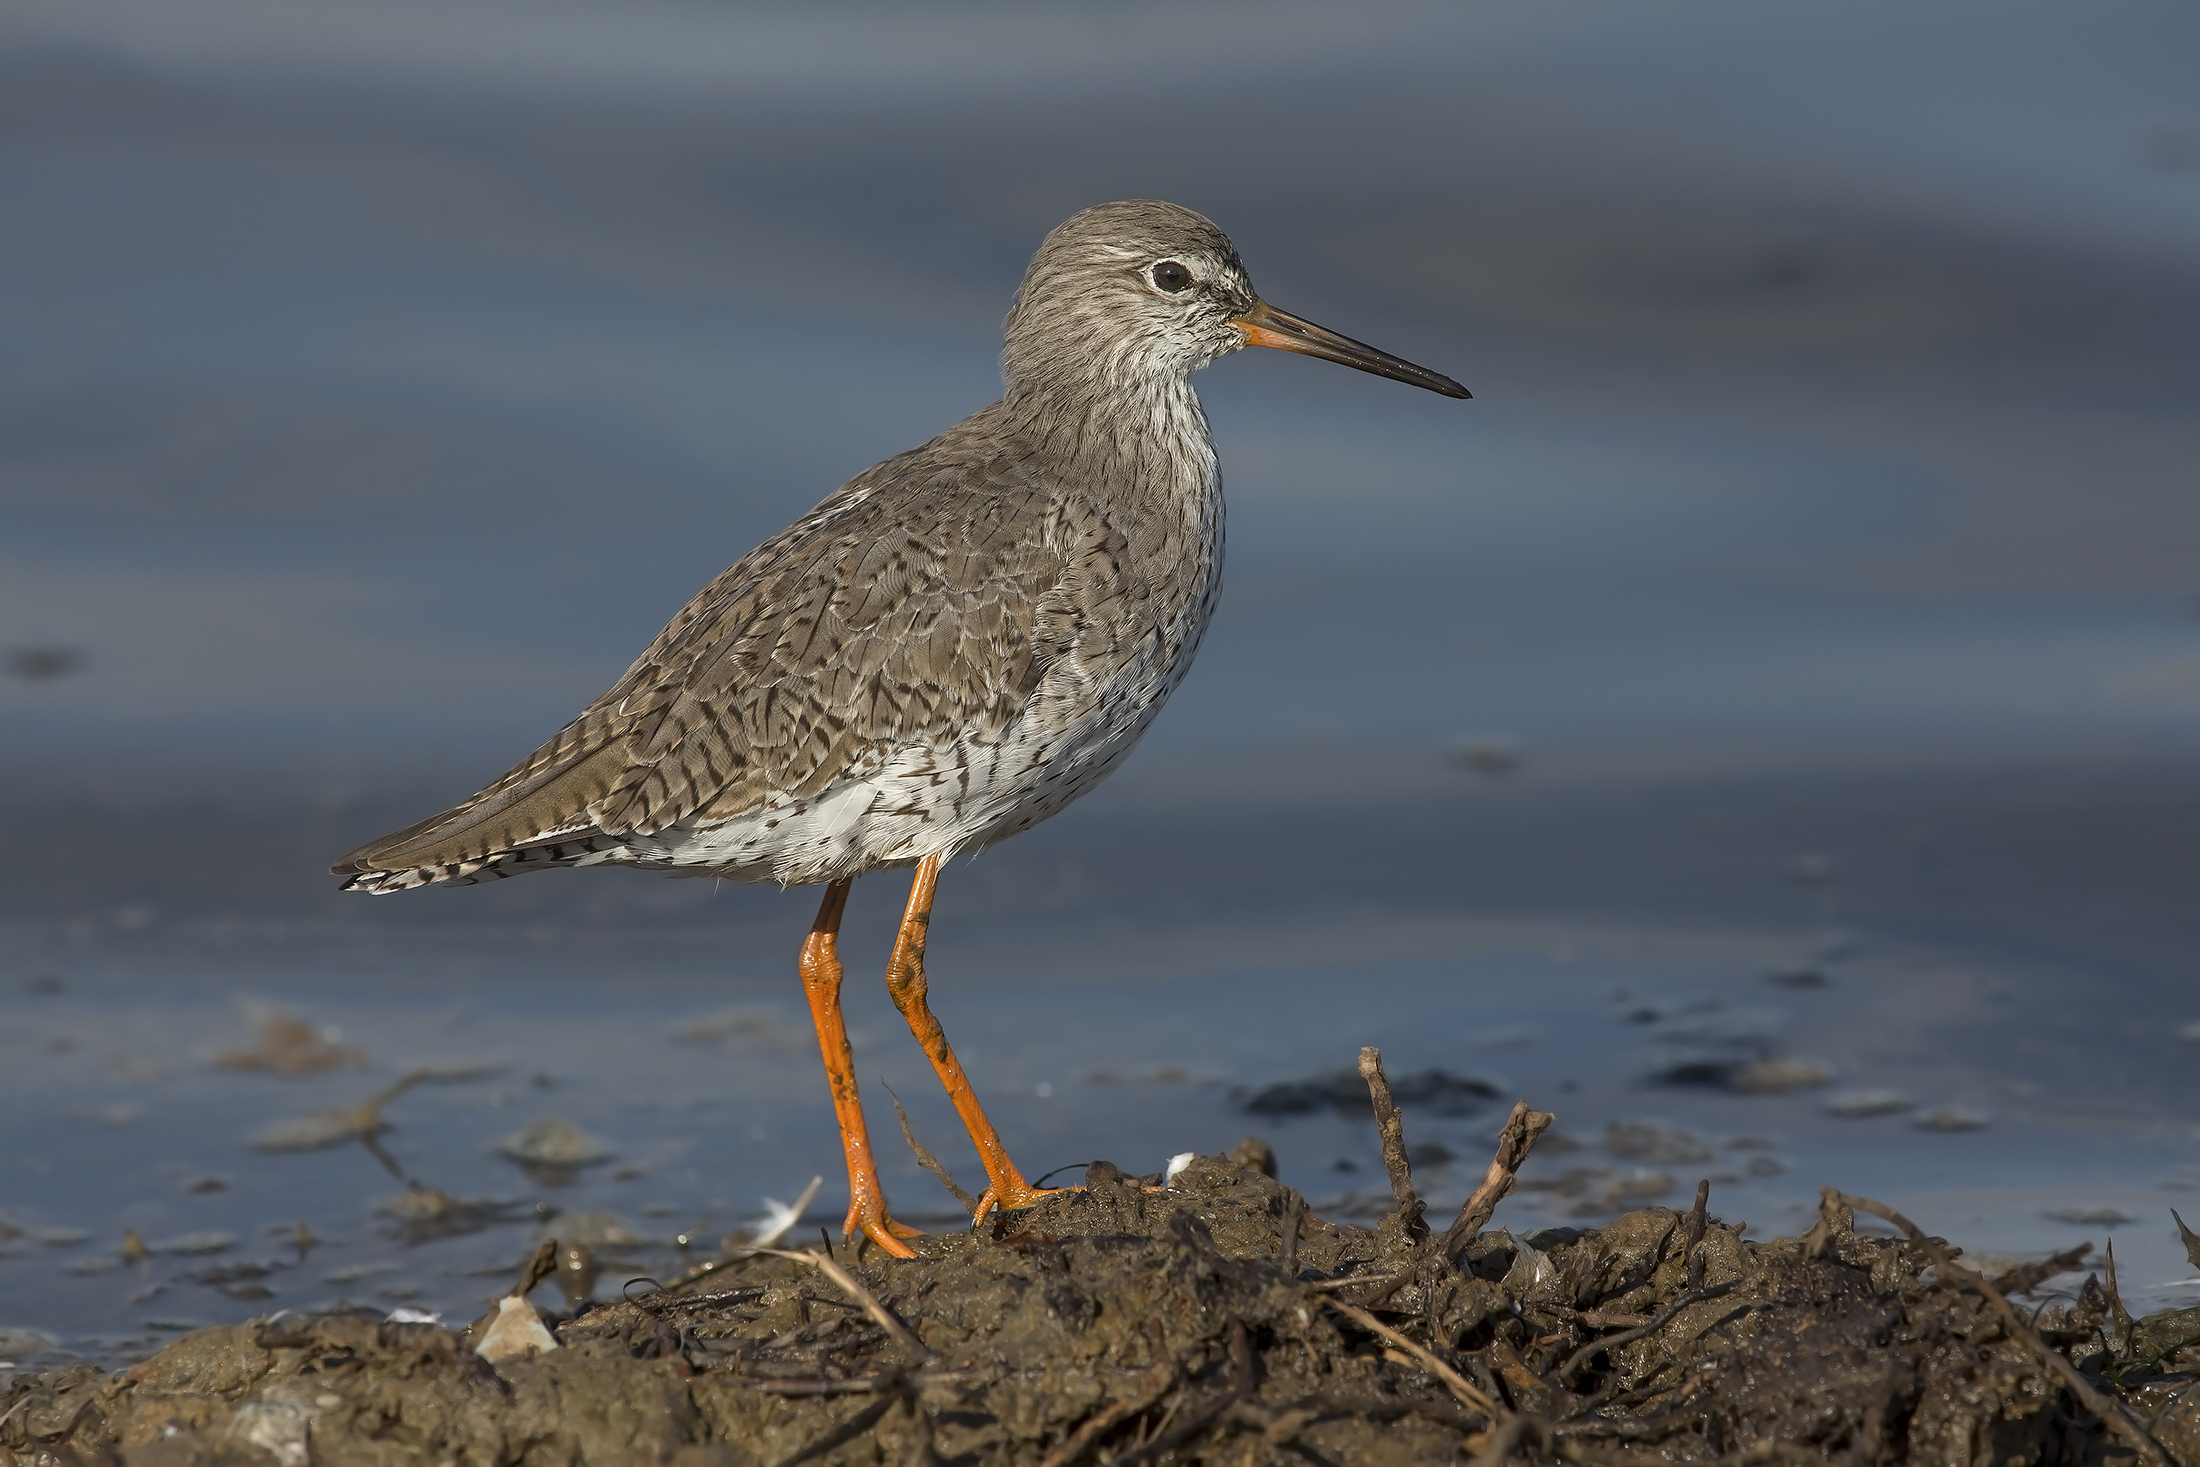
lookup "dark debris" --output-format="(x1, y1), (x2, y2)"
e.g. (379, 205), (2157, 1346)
(10, 1150), (2200, 1464)
(1237, 1066), (1500, 1119)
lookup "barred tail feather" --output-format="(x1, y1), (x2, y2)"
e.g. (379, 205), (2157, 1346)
(337, 835), (628, 894)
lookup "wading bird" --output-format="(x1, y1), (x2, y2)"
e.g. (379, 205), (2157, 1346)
(336, 200), (1469, 1256)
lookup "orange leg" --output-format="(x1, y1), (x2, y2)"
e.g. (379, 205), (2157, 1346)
(799, 877), (921, 1257)
(884, 854), (1076, 1221)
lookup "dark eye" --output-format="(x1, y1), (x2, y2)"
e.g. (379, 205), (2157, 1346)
(1150, 260), (1192, 293)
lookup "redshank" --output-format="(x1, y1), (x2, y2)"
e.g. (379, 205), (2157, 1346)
(335, 201), (1469, 1257)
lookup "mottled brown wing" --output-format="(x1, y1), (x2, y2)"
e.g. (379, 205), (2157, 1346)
(333, 426), (1067, 879)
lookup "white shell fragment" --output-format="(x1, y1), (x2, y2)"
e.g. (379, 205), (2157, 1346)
(497, 1118), (612, 1169)
(474, 1295), (558, 1364)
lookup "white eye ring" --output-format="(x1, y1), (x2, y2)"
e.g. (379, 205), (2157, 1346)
(1150, 260), (1193, 293)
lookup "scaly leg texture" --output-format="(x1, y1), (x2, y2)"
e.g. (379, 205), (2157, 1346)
(799, 878), (922, 1256)
(884, 854), (1076, 1221)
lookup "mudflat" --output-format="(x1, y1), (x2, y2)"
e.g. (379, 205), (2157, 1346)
(10, 1129), (2199, 1466)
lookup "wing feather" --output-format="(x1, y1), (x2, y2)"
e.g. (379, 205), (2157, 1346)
(335, 423), (1066, 881)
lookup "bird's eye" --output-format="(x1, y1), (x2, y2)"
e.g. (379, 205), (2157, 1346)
(1150, 260), (1192, 293)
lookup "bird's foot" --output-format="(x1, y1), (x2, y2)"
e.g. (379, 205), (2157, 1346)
(973, 1183), (1083, 1225)
(844, 1202), (925, 1259)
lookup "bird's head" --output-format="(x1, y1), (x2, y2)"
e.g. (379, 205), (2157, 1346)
(1003, 199), (1469, 401)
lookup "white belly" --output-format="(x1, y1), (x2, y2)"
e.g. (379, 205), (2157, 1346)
(582, 381), (1224, 888)
(615, 578), (1214, 887)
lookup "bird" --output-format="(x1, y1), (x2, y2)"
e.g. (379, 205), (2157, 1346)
(333, 200), (1469, 1258)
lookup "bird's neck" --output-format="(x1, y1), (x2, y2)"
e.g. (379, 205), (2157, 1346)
(1000, 371), (1216, 497)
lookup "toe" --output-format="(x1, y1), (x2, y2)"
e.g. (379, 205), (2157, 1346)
(858, 1217), (920, 1258)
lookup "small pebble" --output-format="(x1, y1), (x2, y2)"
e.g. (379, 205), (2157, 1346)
(156, 1232), (237, 1256)
(474, 1296), (557, 1364)
(254, 1106), (381, 1152)
(498, 1118), (612, 1169)
(2044, 1206), (2133, 1226)
(1912, 1108), (1990, 1133)
(1826, 1090), (1915, 1119)
(1730, 1059), (1836, 1094)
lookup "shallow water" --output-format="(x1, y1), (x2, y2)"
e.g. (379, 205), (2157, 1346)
(6, 749), (2200, 1370)
(4, 0), (2200, 1371)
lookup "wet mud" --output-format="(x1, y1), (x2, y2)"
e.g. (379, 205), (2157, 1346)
(10, 1138), (2200, 1466)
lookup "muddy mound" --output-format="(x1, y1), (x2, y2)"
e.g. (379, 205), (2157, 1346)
(9, 1140), (2200, 1466)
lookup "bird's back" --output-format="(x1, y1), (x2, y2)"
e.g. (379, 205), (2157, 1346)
(336, 384), (1222, 892)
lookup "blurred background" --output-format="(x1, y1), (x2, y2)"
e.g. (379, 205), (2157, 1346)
(4, 0), (2199, 1366)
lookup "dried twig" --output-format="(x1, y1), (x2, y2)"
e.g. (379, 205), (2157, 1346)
(1348, 1271), (1413, 1310)
(509, 1237), (559, 1300)
(1590, 1216), (1678, 1310)
(1683, 1179), (1710, 1291)
(1107, 1320), (1254, 1467)
(751, 1246), (932, 1362)
(2174, 1208), (2200, 1271)
(1831, 1190), (2166, 1467)
(884, 1080), (978, 1214)
(1577, 1309), (1650, 1330)
(1530, 1300), (1650, 1330)
(1301, 1272), (1409, 1294)
(1358, 1047), (1423, 1234)
(1467, 1412), (1541, 1467)
(2105, 1239), (2135, 1343)
(1799, 1188), (1852, 1259)
(1442, 1101), (1556, 1259)
(1038, 1352), (1181, 1467)
(751, 1369), (967, 1396)
(1558, 1279), (1741, 1382)
(1988, 1243), (2093, 1299)
(677, 1177), (828, 1290)
(1321, 1297), (1501, 1418)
